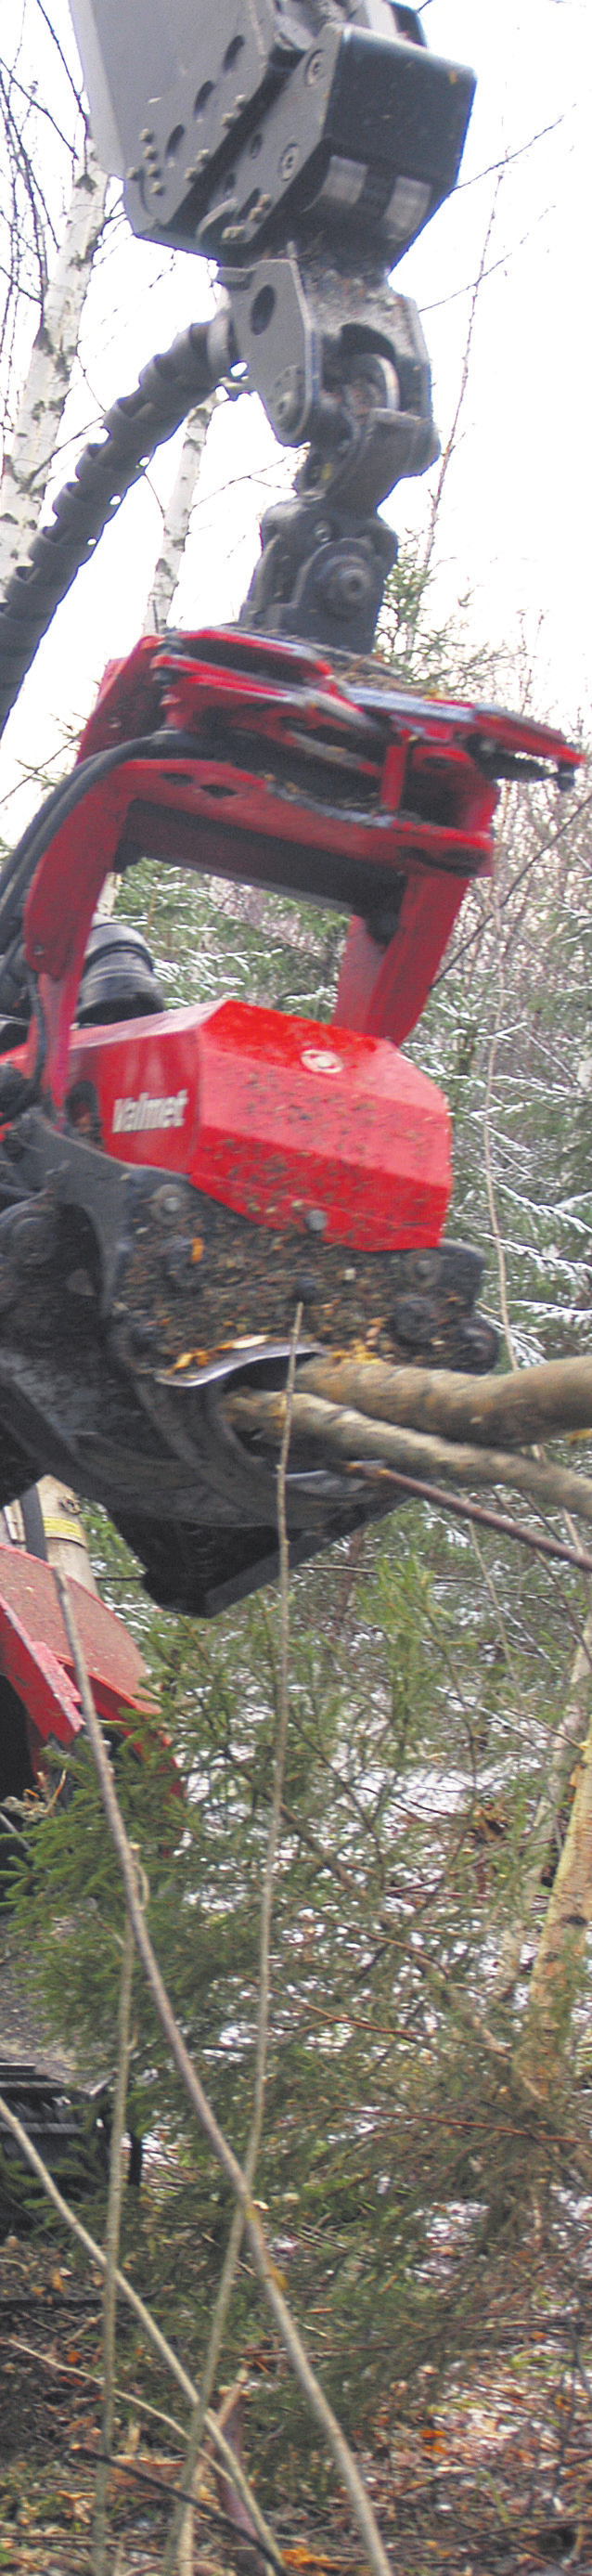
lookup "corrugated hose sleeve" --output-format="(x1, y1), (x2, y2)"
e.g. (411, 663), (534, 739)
(0, 317), (229, 742)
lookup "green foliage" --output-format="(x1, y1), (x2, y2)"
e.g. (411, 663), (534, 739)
(9, 1512), (592, 2460)
(378, 536), (506, 701)
(115, 857), (345, 1023)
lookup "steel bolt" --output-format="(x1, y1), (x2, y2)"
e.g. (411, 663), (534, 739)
(393, 1293), (439, 1346)
(305, 49), (324, 84)
(150, 1184), (189, 1225)
(305, 1209), (327, 1236)
(323, 561), (368, 610)
(279, 142), (299, 181)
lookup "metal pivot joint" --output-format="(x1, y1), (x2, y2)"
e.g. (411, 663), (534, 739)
(226, 244), (437, 649)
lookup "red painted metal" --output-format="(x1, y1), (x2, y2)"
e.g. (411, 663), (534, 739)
(76, 629), (584, 781)
(0, 1547), (155, 1751)
(11, 628), (583, 1262)
(67, 997), (452, 1249)
(334, 874), (470, 1044)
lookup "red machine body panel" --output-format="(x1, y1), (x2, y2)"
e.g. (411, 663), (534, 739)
(67, 998), (452, 1249)
(0, 1547), (155, 1754)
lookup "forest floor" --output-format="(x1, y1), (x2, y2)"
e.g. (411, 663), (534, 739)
(2, 2232), (592, 2576)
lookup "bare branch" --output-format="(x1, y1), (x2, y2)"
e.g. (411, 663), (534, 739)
(0, 2088), (282, 2570)
(161, 1304), (302, 2576)
(55, 1567), (394, 2576)
(93, 1901), (135, 2576)
(422, 175), (503, 575)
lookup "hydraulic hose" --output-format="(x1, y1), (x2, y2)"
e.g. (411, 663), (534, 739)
(0, 724), (204, 1112)
(0, 314), (231, 744)
(0, 728), (200, 1027)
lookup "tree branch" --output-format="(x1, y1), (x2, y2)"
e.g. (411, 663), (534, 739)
(54, 1566), (394, 2576)
(0, 2089), (282, 2570)
(225, 1382), (592, 1533)
(161, 1304), (302, 2576)
(93, 1900), (135, 2576)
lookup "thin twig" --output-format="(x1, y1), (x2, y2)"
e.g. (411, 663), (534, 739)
(483, 887), (518, 1372)
(0, 2092), (281, 2570)
(80, 2441), (278, 2558)
(0, 2335), (190, 2445)
(353, 1462), (592, 1574)
(161, 1303), (303, 2574)
(93, 1896), (136, 2575)
(434, 788), (592, 989)
(53, 1567), (393, 2576)
(469, 1522), (522, 1689)
(422, 175), (503, 577)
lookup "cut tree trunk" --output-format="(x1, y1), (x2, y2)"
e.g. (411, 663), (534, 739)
(295, 1351), (592, 1452)
(38, 1475), (98, 1595)
(226, 1384), (592, 1528)
(0, 143), (109, 594)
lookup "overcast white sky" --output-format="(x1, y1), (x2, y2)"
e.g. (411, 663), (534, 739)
(1, 0), (590, 832)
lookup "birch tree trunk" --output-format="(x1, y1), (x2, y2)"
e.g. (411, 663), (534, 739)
(0, 142), (108, 592)
(520, 1650), (592, 2086)
(94, 398), (215, 919)
(143, 395), (216, 635)
(495, 1612), (592, 2001)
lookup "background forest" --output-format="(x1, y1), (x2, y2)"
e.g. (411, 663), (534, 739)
(2, 7), (592, 2575)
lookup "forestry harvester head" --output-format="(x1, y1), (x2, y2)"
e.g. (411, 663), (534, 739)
(0, 630), (581, 1612)
(0, 5), (584, 1612)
